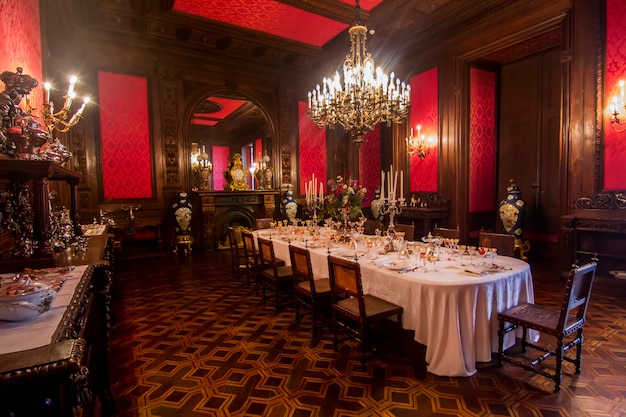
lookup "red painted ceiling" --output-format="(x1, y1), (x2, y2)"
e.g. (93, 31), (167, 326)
(192, 96), (248, 125)
(172, 0), (384, 47)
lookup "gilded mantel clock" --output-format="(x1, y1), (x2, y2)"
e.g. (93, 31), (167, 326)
(227, 153), (248, 191)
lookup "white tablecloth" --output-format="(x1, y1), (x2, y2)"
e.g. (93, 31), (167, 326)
(0, 265), (88, 355)
(256, 230), (534, 377)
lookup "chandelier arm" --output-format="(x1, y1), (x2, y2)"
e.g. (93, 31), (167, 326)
(611, 120), (626, 133)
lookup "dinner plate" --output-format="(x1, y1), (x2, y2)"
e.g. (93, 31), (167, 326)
(609, 270), (626, 279)
(384, 262), (409, 271)
(480, 263), (508, 272)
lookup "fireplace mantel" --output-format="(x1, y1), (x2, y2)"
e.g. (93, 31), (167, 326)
(193, 190), (279, 250)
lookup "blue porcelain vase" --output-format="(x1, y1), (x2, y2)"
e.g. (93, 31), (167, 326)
(172, 192), (193, 237)
(498, 180), (526, 240)
(281, 189), (298, 222)
(370, 189), (384, 222)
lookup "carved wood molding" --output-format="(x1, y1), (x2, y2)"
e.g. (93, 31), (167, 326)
(158, 73), (180, 186)
(573, 191), (626, 210)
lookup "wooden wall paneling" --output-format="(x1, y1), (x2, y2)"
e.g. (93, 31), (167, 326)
(278, 86), (297, 192)
(157, 67), (182, 197)
(567, 0), (603, 204)
(447, 58), (470, 243)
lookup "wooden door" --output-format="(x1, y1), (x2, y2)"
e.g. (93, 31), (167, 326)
(498, 48), (561, 252)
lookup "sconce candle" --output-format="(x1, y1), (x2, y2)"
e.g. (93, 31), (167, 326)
(610, 79), (626, 133)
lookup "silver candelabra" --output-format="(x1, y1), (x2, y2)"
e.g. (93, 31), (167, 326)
(381, 196), (406, 233)
(305, 196), (323, 224)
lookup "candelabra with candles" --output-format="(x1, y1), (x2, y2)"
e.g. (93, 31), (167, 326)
(191, 143), (212, 190)
(380, 166), (406, 234)
(35, 74), (90, 163)
(41, 76), (90, 134)
(610, 79), (626, 133)
(406, 124), (433, 159)
(305, 174), (324, 223)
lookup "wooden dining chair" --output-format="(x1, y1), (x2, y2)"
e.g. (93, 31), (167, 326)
(433, 225), (460, 240)
(496, 260), (597, 392)
(289, 244), (331, 336)
(255, 218), (274, 230)
(241, 229), (263, 288)
(478, 231), (515, 257)
(258, 236), (294, 312)
(393, 223), (415, 241)
(363, 219), (381, 236)
(228, 226), (247, 282)
(327, 255), (404, 370)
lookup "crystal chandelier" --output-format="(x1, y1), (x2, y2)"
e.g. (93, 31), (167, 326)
(307, 0), (411, 144)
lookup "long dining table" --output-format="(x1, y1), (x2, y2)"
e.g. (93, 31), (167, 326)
(255, 228), (534, 377)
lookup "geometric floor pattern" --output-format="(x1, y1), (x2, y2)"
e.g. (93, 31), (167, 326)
(109, 250), (626, 417)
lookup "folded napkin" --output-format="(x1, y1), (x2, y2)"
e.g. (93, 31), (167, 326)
(463, 267), (485, 276)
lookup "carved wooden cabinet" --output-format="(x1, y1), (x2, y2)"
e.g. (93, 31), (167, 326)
(0, 234), (115, 416)
(0, 158), (82, 270)
(559, 192), (626, 278)
(396, 193), (449, 239)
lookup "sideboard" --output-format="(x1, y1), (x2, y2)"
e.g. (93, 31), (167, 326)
(559, 191), (626, 278)
(0, 232), (114, 416)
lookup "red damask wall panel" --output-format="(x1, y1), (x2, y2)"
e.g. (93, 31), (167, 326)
(469, 68), (497, 212)
(255, 138), (263, 161)
(213, 145), (231, 191)
(99, 71), (153, 200)
(298, 101), (327, 196)
(358, 126), (380, 207)
(409, 68), (438, 192)
(605, 0), (626, 190)
(1, 0), (43, 109)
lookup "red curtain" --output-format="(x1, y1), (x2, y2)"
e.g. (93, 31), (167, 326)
(99, 71), (153, 199)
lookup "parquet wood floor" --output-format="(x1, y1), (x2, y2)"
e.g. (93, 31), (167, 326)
(109, 251), (626, 417)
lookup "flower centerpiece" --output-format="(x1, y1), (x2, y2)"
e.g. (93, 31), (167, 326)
(322, 174), (367, 220)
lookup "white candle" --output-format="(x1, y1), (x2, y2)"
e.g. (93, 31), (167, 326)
(320, 181), (324, 201)
(400, 171), (404, 199)
(305, 181), (309, 202)
(43, 82), (51, 105)
(380, 170), (385, 199)
(394, 171), (398, 200)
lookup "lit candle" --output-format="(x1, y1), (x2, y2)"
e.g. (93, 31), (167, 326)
(620, 80), (625, 102)
(67, 75), (77, 97)
(43, 82), (51, 105)
(393, 170), (398, 200)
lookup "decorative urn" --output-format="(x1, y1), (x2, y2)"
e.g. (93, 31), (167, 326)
(498, 179), (526, 240)
(281, 189), (298, 222)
